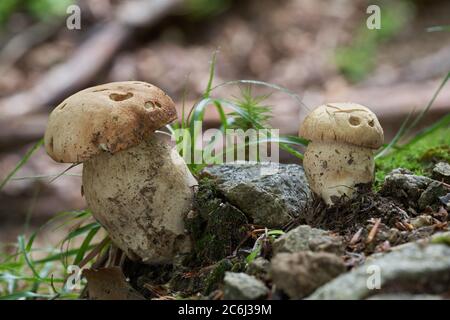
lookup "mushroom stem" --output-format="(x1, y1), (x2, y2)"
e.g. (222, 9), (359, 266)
(303, 141), (375, 205)
(82, 133), (196, 264)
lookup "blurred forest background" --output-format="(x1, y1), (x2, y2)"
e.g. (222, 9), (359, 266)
(0, 0), (449, 246)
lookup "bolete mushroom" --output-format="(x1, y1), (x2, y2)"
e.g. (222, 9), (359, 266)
(44, 81), (197, 264)
(299, 103), (383, 205)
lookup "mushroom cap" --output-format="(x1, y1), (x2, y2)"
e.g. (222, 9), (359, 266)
(44, 81), (177, 163)
(299, 103), (384, 149)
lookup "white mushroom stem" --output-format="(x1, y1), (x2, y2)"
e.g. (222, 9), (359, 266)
(303, 141), (375, 205)
(82, 133), (197, 264)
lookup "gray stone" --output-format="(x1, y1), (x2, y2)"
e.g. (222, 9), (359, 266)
(439, 193), (450, 210)
(270, 251), (346, 299)
(432, 162), (450, 184)
(308, 243), (450, 300)
(201, 163), (311, 227)
(273, 225), (345, 255)
(381, 168), (432, 206)
(245, 257), (270, 280)
(418, 181), (449, 210)
(223, 272), (269, 300)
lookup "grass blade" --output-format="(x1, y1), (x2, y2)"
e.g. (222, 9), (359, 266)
(0, 138), (44, 191)
(73, 225), (101, 265)
(17, 235), (41, 281)
(212, 79), (309, 111)
(203, 49), (218, 99)
(375, 109), (414, 159)
(376, 71), (450, 159)
(405, 71), (450, 136)
(64, 222), (101, 242)
(33, 245), (96, 264)
(405, 113), (450, 147)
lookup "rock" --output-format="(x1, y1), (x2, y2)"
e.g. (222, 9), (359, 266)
(409, 215), (434, 229)
(308, 243), (450, 300)
(201, 163), (311, 227)
(439, 193), (450, 210)
(223, 272), (269, 300)
(418, 181), (449, 210)
(270, 251), (346, 299)
(246, 257), (270, 280)
(380, 168), (432, 207)
(432, 162), (450, 184)
(273, 225), (345, 255)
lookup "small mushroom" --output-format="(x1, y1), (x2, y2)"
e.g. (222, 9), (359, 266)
(44, 81), (197, 264)
(299, 103), (383, 205)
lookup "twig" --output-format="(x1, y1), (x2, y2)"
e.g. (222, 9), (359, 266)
(349, 227), (363, 245)
(366, 218), (381, 244)
(0, 21), (63, 72)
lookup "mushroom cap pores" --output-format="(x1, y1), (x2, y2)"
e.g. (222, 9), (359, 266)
(299, 103), (384, 149)
(44, 81), (177, 163)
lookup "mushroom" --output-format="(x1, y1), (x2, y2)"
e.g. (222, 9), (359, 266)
(299, 103), (383, 205)
(44, 81), (197, 264)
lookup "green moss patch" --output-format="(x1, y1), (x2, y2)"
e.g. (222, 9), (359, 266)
(185, 178), (250, 265)
(375, 124), (450, 187)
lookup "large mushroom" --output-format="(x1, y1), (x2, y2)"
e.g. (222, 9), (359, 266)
(299, 103), (383, 205)
(44, 81), (197, 264)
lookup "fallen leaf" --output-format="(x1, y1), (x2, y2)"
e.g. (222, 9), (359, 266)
(83, 267), (145, 300)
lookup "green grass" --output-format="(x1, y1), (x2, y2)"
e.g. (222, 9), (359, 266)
(246, 229), (284, 264)
(0, 210), (106, 299)
(169, 51), (308, 174)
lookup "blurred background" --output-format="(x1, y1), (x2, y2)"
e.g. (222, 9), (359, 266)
(0, 0), (449, 244)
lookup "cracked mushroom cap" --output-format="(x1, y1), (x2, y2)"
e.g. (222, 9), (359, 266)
(299, 103), (384, 149)
(44, 81), (177, 163)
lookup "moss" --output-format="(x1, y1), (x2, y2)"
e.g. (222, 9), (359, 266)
(431, 233), (450, 246)
(202, 259), (233, 295)
(185, 178), (250, 265)
(375, 125), (450, 187)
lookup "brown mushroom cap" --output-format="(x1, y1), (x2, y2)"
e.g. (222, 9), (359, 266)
(299, 103), (384, 149)
(44, 81), (177, 163)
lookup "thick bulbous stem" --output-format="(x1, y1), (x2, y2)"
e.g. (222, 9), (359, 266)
(82, 133), (196, 264)
(303, 141), (375, 205)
